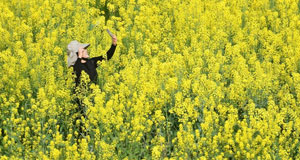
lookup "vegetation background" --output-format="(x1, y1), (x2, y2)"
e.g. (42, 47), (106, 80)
(1, 0), (300, 159)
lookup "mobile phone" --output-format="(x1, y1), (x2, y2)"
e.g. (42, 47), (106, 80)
(106, 29), (114, 37)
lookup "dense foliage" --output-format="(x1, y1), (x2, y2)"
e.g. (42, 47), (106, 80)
(1, 0), (300, 159)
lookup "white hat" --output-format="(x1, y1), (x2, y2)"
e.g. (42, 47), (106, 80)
(67, 40), (90, 67)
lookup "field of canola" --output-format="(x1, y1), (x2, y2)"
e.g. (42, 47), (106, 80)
(1, 0), (300, 159)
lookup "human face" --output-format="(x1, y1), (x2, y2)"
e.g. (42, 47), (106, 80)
(82, 48), (89, 58)
(78, 47), (89, 58)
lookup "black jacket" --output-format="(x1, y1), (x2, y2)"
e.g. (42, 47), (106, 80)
(72, 44), (117, 88)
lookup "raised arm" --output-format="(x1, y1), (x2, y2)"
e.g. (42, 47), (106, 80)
(91, 34), (117, 67)
(92, 44), (117, 62)
(106, 44), (117, 60)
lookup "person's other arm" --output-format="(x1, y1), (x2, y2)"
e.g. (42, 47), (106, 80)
(73, 57), (83, 87)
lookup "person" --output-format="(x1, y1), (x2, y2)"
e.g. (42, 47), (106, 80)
(67, 34), (117, 137)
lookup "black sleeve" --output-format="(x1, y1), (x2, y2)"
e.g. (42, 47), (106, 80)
(73, 59), (82, 87)
(91, 44), (117, 67)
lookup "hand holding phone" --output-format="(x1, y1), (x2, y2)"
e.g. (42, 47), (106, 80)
(107, 29), (117, 46)
(106, 29), (114, 37)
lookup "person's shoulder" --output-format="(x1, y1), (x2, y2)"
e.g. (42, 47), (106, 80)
(73, 59), (83, 69)
(88, 58), (96, 65)
(74, 60), (79, 67)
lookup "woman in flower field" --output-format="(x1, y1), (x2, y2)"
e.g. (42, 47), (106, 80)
(2, 0), (300, 159)
(67, 31), (117, 136)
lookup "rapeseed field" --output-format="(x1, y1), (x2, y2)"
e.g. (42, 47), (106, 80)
(1, 0), (300, 159)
